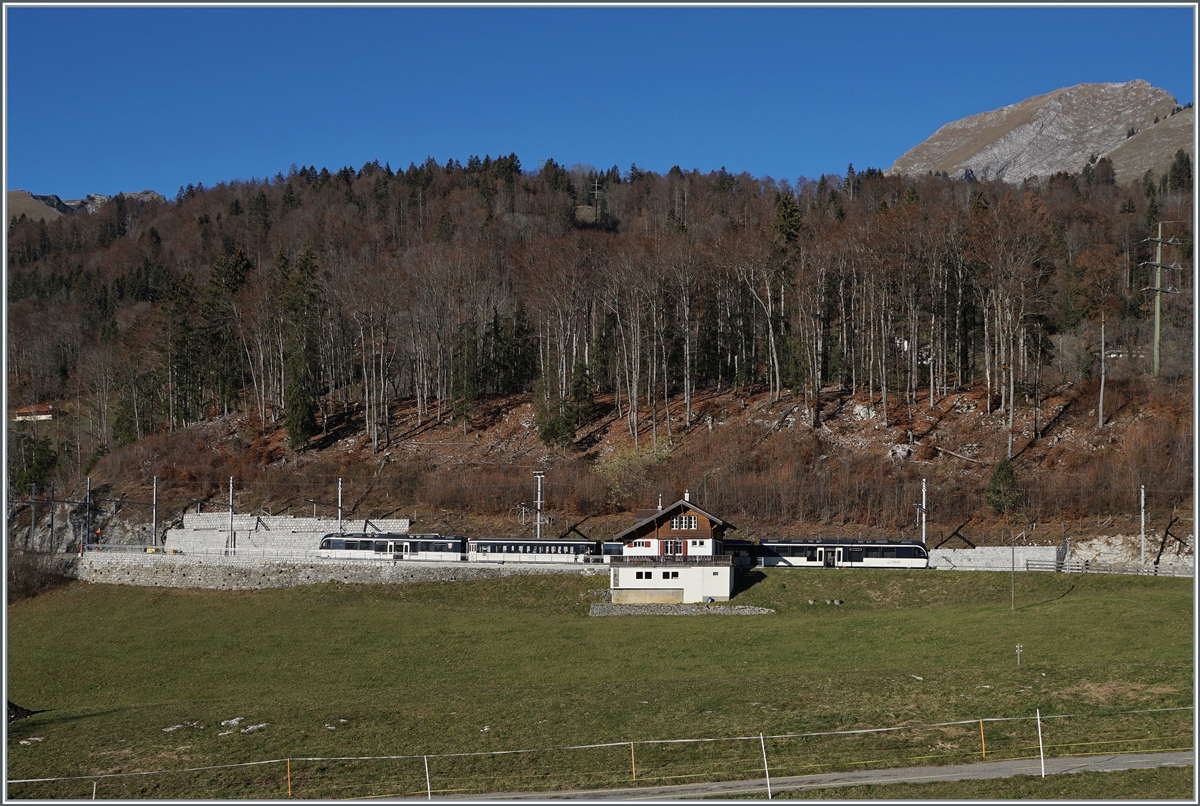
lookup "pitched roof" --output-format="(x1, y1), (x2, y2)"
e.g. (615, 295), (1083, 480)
(612, 499), (736, 543)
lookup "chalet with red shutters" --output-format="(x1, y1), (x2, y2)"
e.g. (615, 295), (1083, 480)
(608, 491), (736, 604)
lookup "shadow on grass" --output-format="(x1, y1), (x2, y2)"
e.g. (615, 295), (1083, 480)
(1019, 583), (1076, 610)
(6, 705), (142, 732)
(732, 569), (767, 597)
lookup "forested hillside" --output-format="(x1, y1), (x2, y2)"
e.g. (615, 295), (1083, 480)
(6, 152), (1194, 539)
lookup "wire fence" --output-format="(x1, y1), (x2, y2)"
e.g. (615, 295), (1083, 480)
(8, 706), (1192, 799)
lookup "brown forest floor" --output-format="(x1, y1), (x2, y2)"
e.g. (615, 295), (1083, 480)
(57, 373), (1195, 556)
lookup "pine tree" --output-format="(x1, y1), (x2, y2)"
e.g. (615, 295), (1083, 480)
(282, 247), (319, 447)
(1168, 149), (1192, 194)
(985, 458), (1020, 514)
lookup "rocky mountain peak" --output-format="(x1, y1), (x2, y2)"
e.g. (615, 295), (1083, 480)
(888, 80), (1192, 184)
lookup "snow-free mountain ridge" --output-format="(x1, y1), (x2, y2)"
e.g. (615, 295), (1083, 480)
(888, 80), (1193, 185)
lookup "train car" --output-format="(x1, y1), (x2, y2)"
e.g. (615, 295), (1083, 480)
(753, 538), (929, 569)
(467, 537), (602, 563)
(317, 533), (465, 562)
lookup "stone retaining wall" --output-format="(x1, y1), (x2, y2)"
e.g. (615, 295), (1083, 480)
(929, 546), (1065, 571)
(74, 553), (592, 590)
(164, 514), (413, 555)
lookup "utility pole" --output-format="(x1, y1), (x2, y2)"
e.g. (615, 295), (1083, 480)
(152, 476), (157, 548)
(592, 178), (603, 223)
(1140, 484), (1146, 571)
(534, 471), (545, 541)
(921, 478), (927, 544)
(229, 476), (235, 553)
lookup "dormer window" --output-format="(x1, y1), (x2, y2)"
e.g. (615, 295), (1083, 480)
(671, 515), (697, 531)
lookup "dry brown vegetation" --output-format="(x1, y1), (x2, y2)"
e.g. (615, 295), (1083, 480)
(26, 368), (1188, 553)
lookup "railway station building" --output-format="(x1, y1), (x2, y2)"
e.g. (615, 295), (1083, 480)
(608, 492), (735, 603)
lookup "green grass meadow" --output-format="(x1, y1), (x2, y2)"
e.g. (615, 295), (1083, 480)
(6, 568), (1194, 799)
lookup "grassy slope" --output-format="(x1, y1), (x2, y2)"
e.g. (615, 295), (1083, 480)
(6, 570), (1193, 798)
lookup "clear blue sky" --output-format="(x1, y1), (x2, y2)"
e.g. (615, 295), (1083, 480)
(4, 4), (1196, 200)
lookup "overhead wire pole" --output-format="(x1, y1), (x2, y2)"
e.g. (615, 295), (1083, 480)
(534, 471), (545, 541)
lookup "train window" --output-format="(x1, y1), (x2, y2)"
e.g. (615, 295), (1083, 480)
(805, 548), (818, 561)
(882, 547), (897, 558)
(849, 548), (864, 563)
(864, 547), (881, 558)
(344, 541), (359, 551)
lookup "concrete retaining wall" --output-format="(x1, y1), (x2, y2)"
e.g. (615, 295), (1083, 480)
(164, 514), (412, 555)
(930, 546), (1065, 571)
(74, 553), (591, 590)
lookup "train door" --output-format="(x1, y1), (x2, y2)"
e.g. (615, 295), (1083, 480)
(400, 541), (411, 559)
(824, 548), (837, 568)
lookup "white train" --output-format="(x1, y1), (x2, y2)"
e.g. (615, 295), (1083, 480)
(316, 533), (928, 569)
(316, 533), (464, 562)
(738, 538), (929, 569)
(316, 533), (605, 563)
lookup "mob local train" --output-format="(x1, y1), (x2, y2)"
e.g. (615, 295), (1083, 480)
(317, 533), (929, 569)
(722, 538), (929, 569)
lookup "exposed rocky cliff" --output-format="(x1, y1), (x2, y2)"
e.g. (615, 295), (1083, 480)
(6, 189), (166, 222)
(889, 80), (1193, 184)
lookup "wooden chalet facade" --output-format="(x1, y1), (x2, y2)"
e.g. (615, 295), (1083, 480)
(611, 493), (735, 558)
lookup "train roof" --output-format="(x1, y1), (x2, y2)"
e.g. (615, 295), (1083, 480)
(759, 537), (926, 546)
(469, 536), (597, 543)
(321, 532), (462, 541)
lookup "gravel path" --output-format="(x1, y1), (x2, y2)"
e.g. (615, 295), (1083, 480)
(459, 750), (1194, 800)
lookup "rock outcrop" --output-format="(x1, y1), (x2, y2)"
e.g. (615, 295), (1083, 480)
(889, 80), (1192, 184)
